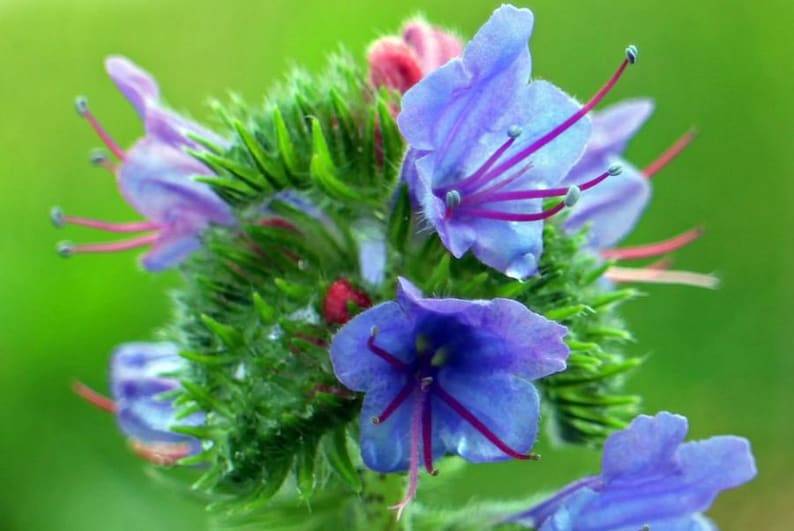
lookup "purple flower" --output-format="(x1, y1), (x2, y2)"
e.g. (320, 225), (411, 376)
(110, 342), (205, 463)
(330, 278), (568, 513)
(509, 412), (756, 531)
(397, 5), (638, 279)
(557, 99), (717, 288)
(561, 99), (655, 251)
(54, 56), (235, 271)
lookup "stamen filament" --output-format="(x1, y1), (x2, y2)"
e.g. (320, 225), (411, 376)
(605, 266), (719, 289)
(72, 381), (117, 414)
(59, 233), (159, 256)
(60, 215), (161, 234)
(447, 134), (519, 196)
(457, 201), (565, 222)
(422, 395), (437, 475)
(75, 97), (126, 160)
(459, 161), (534, 207)
(468, 169), (611, 205)
(374, 380), (415, 424)
(434, 385), (537, 460)
(601, 228), (703, 260)
(129, 440), (192, 466)
(390, 388), (424, 519)
(367, 335), (409, 369)
(486, 49), (635, 180)
(644, 130), (697, 178)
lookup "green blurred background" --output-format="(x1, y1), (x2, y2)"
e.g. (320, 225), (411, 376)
(1, 0), (791, 529)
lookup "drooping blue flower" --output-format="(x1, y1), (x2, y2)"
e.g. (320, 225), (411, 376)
(508, 412), (757, 531)
(110, 342), (205, 461)
(330, 277), (569, 512)
(561, 99), (654, 251)
(53, 56), (236, 271)
(397, 5), (638, 279)
(556, 99), (717, 288)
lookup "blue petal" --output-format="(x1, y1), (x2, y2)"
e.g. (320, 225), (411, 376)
(359, 379), (414, 472)
(586, 98), (654, 157)
(574, 416), (757, 529)
(110, 342), (204, 447)
(141, 230), (202, 271)
(397, 279), (569, 379)
(145, 105), (231, 151)
(354, 220), (386, 287)
(434, 371), (540, 462)
(601, 412), (688, 482)
(119, 138), (236, 227)
(563, 158), (650, 250)
(105, 56), (159, 119)
(329, 301), (416, 392)
(411, 81), (590, 278)
(398, 6), (535, 177)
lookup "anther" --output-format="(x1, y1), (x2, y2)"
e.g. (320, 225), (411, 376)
(370, 325), (379, 337)
(626, 44), (639, 64)
(50, 206), (65, 228)
(608, 163), (623, 176)
(90, 149), (109, 166)
(420, 376), (433, 390)
(56, 241), (74, 257)
(508, 125), (523, 138)
(371, 416), (381, 425)
(74, 96), (89, 116)
(564, 185), (581, 207)
(445, 190), (462, 210)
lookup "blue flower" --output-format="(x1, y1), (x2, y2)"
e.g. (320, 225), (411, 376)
(330, 278), (569, 512)
(509, 412), (756, 531)
(54, 56), (235, 271)
(110, 342), (205, 463)
(557, 99), (716, 288)
(561, 99), (655, 251)
(397, 5), (637, 279)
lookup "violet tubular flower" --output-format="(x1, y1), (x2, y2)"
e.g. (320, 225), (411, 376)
(561, 99), (717, 288)
(397, 5), (639, 279)
(509, 412), (756, 531)
(75, 342), (204, 465)
(53, 56), (235, 271)
(330, 278), (569, 514)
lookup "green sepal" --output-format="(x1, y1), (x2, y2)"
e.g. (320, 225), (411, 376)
(200, 313), (243, 348)
(309, 117), (360, 202)
(322, 428), (362, 494)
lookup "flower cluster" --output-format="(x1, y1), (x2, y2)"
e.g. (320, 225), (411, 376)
(53, 57), (235, 271)
(61, 3), (755, 529)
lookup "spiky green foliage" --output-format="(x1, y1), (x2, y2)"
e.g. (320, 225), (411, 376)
(163, 51), (642, 524)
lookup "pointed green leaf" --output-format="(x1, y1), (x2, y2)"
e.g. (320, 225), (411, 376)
(322, 428), (361, 493)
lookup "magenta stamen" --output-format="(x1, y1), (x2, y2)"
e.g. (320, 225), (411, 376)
(389, 388), (424, 519)
(458, 161), (534, 207)
(76, 98), (126, 160)
(457, 201), (565, 222)
(644, 130), (697, 179)
(62, 216), (161, 234)
(484, 52), (634, 181)
(66, 233), (159, 254)
(73, 381), (117, 414)
(605, 266), (719, 289)
(468, 169), (610, 205)
(421, 396), (437, 475)
(374, 380), (415, 424)
(434, 384), (536, 460)
(601, 228), (703, 260)
(367, 335), (409, 369)
(129, 440), (192, 466)
(446, 134), (519, 196)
